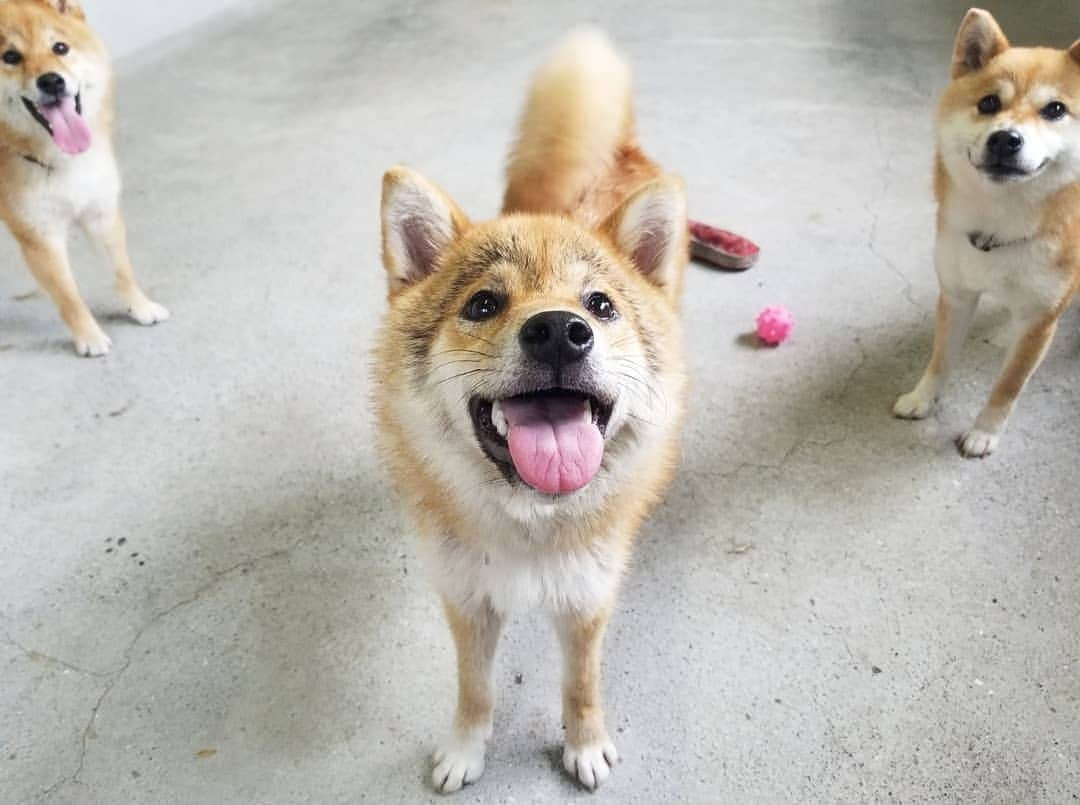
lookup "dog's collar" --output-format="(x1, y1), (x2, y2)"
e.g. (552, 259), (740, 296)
(967, 231), (1032, 252)
(21, 154), (54, 172)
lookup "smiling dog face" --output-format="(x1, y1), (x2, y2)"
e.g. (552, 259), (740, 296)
(938, 9), (1080, 193)
(375, 167), (687, 523)
(0, 0), (107, 156)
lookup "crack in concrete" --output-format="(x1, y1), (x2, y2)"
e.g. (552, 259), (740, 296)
(830, 336), (870, 405)
(865, 108), (929, 316)
(0, 630), (114, 679)
(35, 545), (296, 802)
(866, 197), (925, 313)
(705, 434), (850, 483)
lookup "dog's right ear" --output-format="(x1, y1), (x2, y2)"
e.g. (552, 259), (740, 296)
(951, 9), (1009, 78)
(380, 167), (469, 295)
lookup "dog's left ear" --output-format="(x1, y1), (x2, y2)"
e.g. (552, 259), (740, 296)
(34, 0), (85, 20)
(1069, 38), (1080, 65)
(601, 175), (687, 299)
(380, 166), (470, 295)
(951, 9), (1009, 78)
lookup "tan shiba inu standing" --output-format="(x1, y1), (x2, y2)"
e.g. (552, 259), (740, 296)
(373, 30), (688, 792)
(0, 0), (167, 357)
(895, 8), (1080, 457)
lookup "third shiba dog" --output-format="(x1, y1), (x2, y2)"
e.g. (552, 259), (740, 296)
(894, 8), (1080, 456)
(373, 30), (688, 792)
(0, 0), (167, 356)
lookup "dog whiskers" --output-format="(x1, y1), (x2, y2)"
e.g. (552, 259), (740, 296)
(429, 348), (497, 359)
(433, 368), (498, 387)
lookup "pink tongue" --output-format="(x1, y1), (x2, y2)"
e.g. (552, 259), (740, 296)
(500, 395), (604, 495)
(40, 96), (91, 155)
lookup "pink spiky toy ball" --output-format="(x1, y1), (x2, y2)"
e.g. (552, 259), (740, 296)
(756, 305), (794, 346)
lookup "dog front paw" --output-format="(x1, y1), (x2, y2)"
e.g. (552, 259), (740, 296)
(893, 390), (934, 420)
(74, 324), (111, 357)
(957, 428), (998, 458)
(432, 731), (487, 794)
(563, 739), (619, 790)
(127, 298), (170, 326)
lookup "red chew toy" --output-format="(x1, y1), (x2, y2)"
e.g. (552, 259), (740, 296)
(688, 220), (760, 271)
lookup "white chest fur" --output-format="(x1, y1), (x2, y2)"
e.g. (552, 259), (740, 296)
(11, 141), (120, 237)
(937, 192), (1069, 319)
(417, 531), (624, 616)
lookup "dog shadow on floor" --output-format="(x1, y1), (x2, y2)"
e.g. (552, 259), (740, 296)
(637, 301), (1057, 575)
(92, 443), (445, 784)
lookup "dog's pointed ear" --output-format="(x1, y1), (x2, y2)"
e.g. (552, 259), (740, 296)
(1069, 38), (1080, 65)
(600, 175), (688, 298)
(380, 167), (470, 295)
(952, 9), (1009, 78)
(33, 0), (85, 20)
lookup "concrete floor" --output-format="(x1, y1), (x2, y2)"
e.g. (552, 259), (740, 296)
(2, 1), (1079, 802)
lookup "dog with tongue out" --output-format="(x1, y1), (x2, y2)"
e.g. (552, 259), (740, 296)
(374, 30), (689, 794)
(0, 0), (168, 357)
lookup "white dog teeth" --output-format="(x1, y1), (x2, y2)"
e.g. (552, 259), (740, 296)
(584, 399), (593, 422)
(491, 401), (508, 438)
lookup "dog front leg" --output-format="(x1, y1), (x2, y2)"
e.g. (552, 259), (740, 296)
(894, 289), (980, 419)
(81, 209), (169, 326)
(14, 229), (109, 357)
(556, 606), (619, 790)
(432, 599), (502, 794)
(958, 312), (1059, 457)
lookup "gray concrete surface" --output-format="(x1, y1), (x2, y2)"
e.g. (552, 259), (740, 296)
(2, 1), (1079, 802)
(86, 0), (252, 60)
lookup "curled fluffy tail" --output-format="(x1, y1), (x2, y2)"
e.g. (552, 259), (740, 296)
(503, 29), (635, 217)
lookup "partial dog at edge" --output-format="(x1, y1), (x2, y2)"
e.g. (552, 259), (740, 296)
(373, 30), (688, 792)
(0, 0), (167, 357)
(895, 8), (1080, 457)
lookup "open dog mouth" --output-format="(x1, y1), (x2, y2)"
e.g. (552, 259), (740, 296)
(469, 387), (615, 495)
(21, 92), (91, 155)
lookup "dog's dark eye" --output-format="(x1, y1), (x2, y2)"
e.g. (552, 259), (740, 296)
(2, 50), (22, 65)
(1040, 101), (1067, 121)
(462, 291), (500, 321)
(977, 94), (1001, 115)
(52, 42), (69, 56)
(585, 292), (616, 321)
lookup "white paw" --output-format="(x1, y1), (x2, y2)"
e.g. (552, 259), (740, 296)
(128, 299), (170, 326)
(893, 390), (934, 420)
(74, 325), (111, 357)
(563, 740), (619, 790)
(432, 732), (487, 794)
(958, 428), (998, 458)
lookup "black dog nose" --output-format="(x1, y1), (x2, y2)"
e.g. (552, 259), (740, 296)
(519, 311), (594, 368)
(987, 129), (1024, 158)
(36, 72), (65, 96)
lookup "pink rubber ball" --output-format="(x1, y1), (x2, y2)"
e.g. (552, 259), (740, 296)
(756, 306), (794, 346)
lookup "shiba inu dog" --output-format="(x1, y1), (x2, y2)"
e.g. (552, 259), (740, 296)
(373, 30), (688, 792)
(0, 0), (167, 356)
(894, 8), (1080, 457)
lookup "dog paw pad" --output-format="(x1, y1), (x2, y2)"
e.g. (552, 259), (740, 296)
(128, 300), (170, 326)
(74, 326), (111, 357)
(958, 428), (998, 458)
(563, 740), (619, 790)
(893, 390), (933, 420)
(432, 734), (486, 794)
